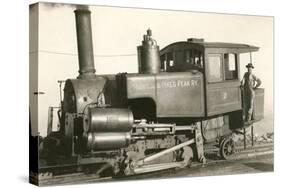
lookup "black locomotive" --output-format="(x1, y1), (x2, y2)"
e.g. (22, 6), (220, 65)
(40, 8), (264, 176)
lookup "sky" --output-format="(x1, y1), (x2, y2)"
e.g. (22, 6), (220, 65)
(29, 2), (273, 137)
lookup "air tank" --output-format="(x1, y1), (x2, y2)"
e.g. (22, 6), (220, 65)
(85, 132), (131, 150)
(84, 108), (134, 132)
(137, 29), (161, 74)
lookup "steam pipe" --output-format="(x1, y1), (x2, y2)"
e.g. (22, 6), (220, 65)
(74, 9), (96, 79)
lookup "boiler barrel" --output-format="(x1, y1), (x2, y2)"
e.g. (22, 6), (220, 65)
(85, 108), (134, 132)
(85, 132), (131, 150)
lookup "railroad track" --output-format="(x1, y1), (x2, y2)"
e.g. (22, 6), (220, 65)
(204, 142), (273, 158)
(36, 142), (273, 186)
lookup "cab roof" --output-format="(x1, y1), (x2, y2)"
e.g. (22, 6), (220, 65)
(160, 39), (259, 54)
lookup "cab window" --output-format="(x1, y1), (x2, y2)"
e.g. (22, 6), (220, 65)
(208, 54), (223, 82)
(185, 50), (203, 68)
(224, 53), (238, 80)
(167, 52), (174, 67)
(160, 52), (176, 72)
(161, 49), (203, 72)
(192, 50), (203, 68)
(160, 55), (166, 71)
(166, 52), (175, 71)
(185, 50), (191, 64)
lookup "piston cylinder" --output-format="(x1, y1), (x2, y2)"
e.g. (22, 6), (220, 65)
(85, 108), (134, 132)
(137, 29), (161, 74)
(86, 132), (131, 150)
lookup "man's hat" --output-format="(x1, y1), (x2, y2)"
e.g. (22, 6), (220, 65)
(246, 63), (254, 68)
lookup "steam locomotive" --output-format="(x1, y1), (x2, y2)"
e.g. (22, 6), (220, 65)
(40, 9), (264, 176)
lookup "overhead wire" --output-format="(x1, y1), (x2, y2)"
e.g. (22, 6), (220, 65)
(30, 49), (137, 57)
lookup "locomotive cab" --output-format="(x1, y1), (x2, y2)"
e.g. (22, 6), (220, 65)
(160, 39), (263, 127)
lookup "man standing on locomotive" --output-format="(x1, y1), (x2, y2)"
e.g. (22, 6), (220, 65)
(241, 63), (262, 122)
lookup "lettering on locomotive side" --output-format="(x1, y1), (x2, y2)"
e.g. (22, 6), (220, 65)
(177, 79), (199, 87)
(131, 78), (201, 91)
(157, 79), (200, 89)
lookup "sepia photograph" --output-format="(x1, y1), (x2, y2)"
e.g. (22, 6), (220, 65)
(29, 2), (274, 186)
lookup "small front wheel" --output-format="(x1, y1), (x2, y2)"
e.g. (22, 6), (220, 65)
(219, 137), (235, 160)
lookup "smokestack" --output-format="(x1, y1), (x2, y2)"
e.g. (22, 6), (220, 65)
(74, 9), (96, 79)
